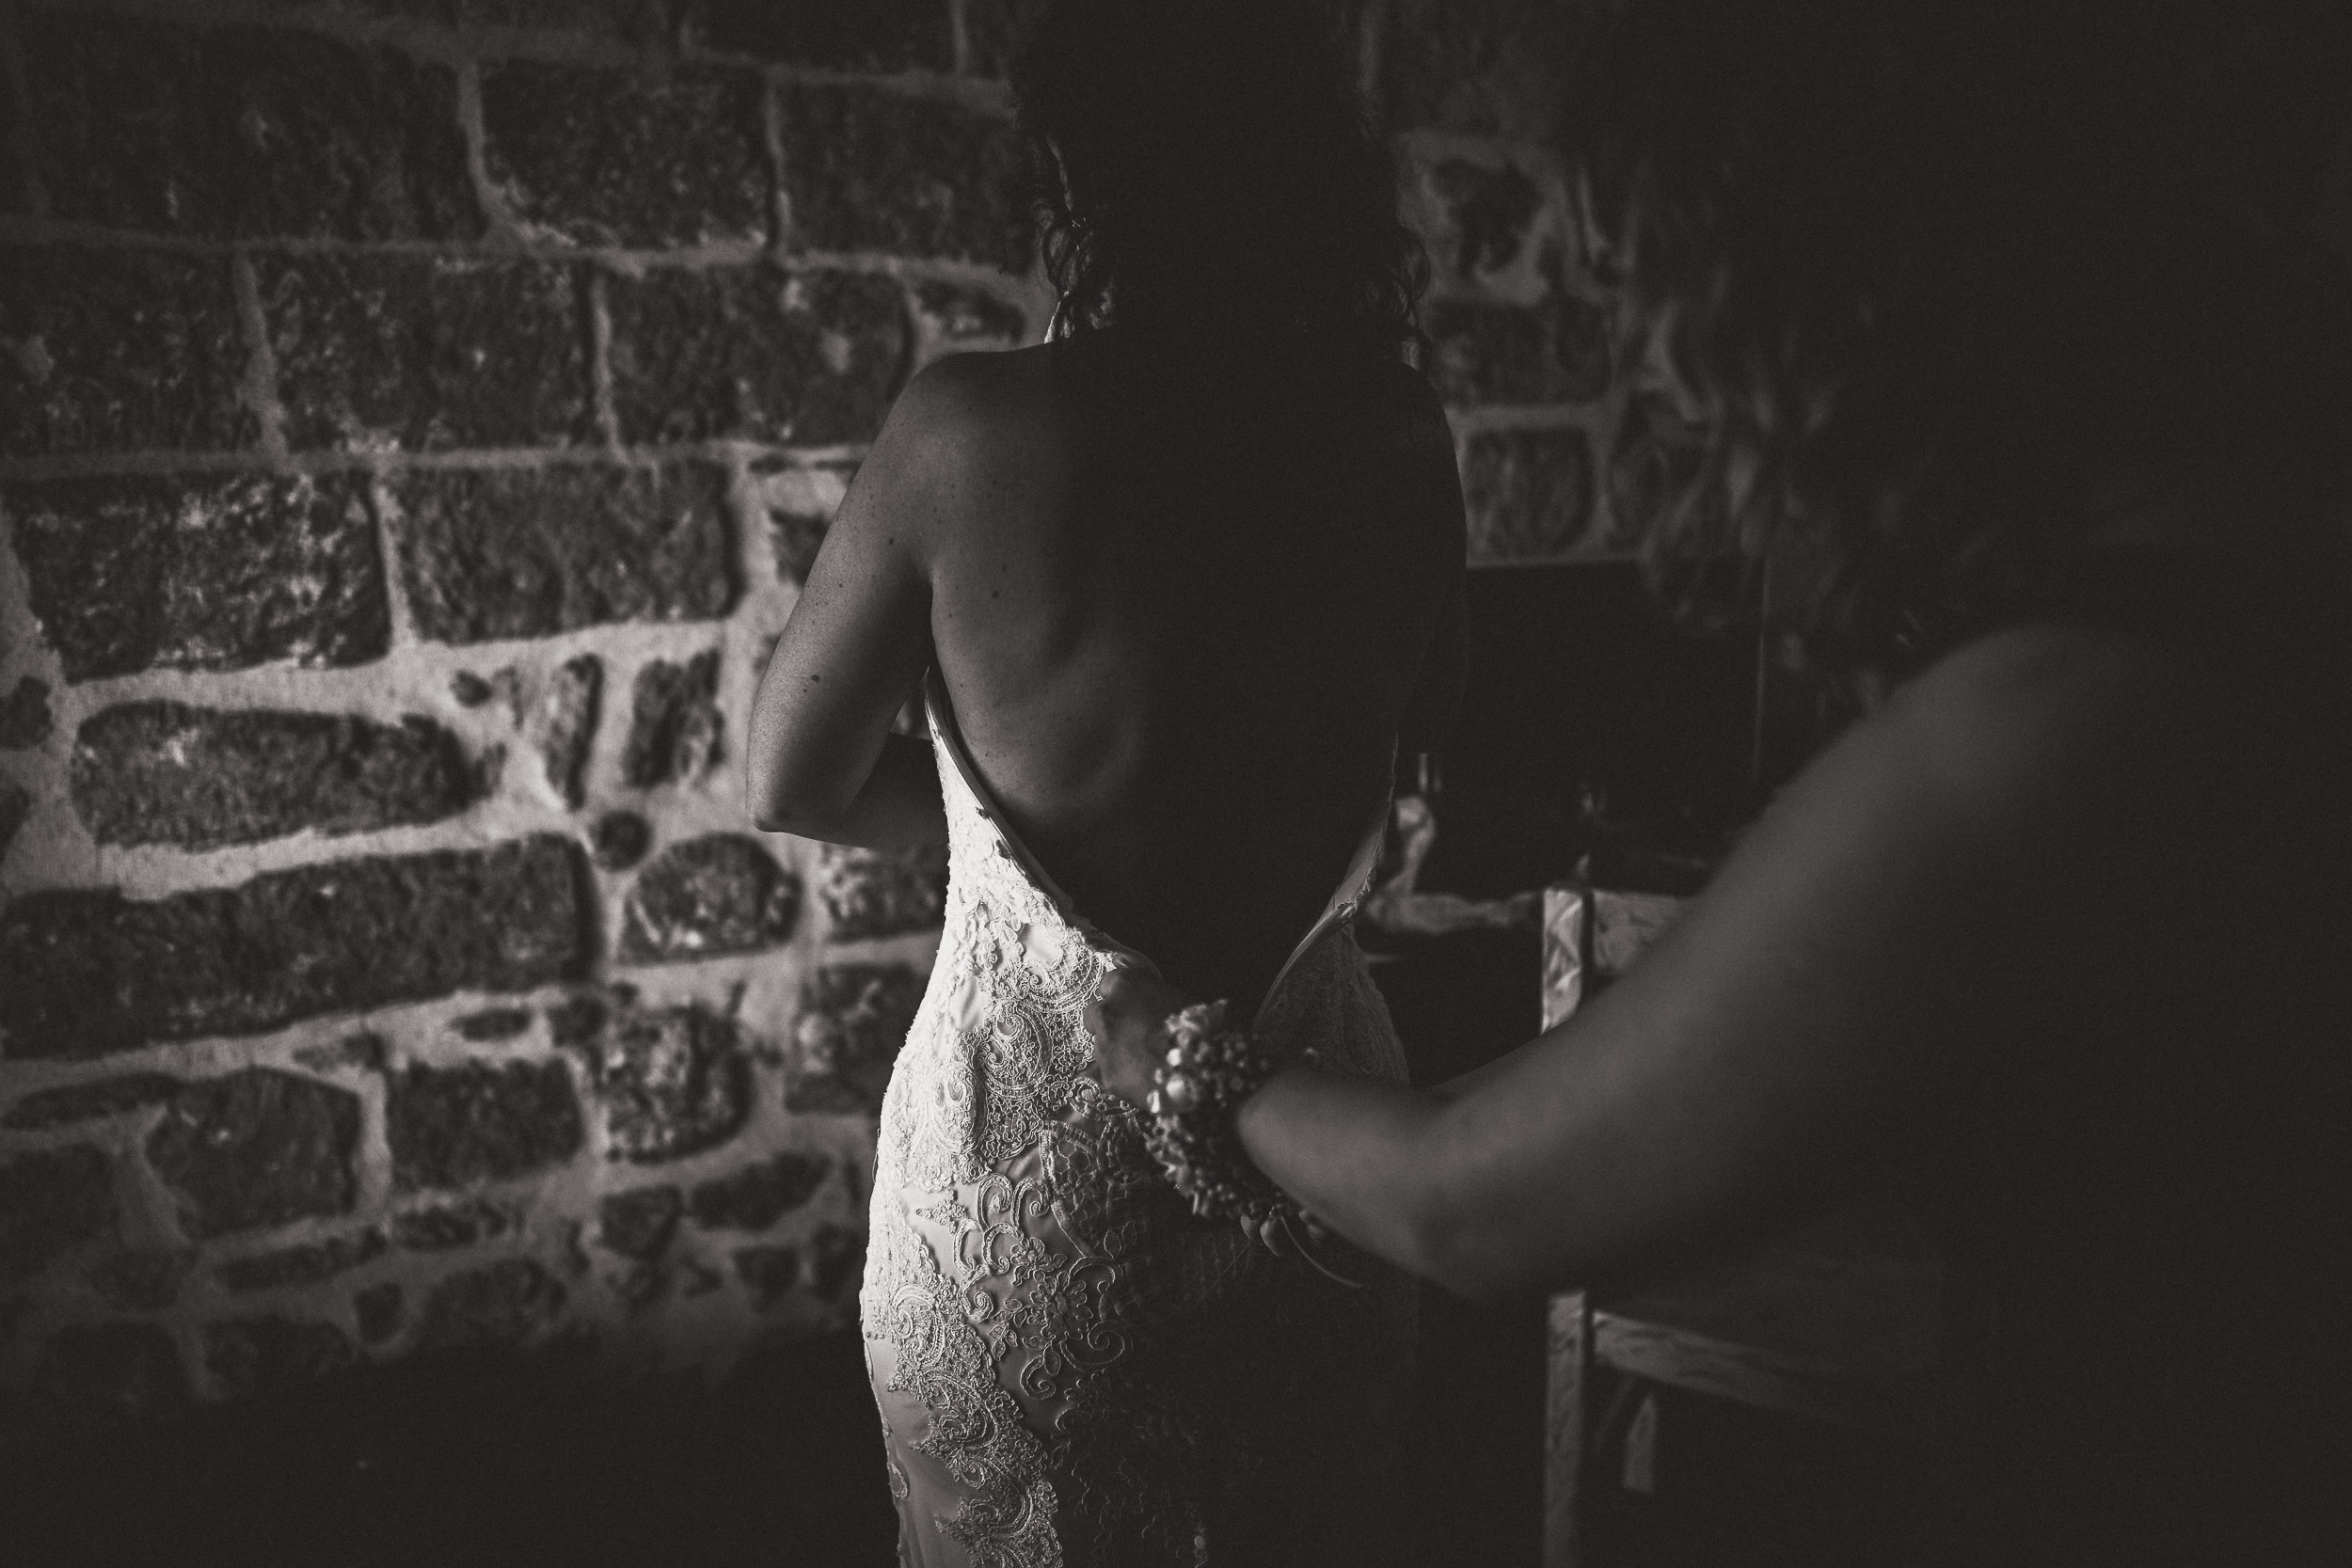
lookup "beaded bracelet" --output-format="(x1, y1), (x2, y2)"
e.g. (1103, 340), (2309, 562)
(1142, 1001), (1338, 1262)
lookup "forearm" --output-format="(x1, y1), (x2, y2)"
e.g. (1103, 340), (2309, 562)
(751, 732), (947, 849)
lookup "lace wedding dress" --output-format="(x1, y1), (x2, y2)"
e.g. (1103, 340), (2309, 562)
(861, 673), (1418, 1567)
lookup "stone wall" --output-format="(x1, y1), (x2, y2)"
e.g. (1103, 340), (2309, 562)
(0, 0), (1613, 1433)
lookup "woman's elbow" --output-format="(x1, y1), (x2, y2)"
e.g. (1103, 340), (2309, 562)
(1398, 1192), (1521, 1304)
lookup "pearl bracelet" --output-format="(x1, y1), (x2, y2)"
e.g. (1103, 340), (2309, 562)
(1141, 1001), (1329, 1257)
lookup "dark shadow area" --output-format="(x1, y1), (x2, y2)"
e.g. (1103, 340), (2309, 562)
(0, 1330), (899, 1568)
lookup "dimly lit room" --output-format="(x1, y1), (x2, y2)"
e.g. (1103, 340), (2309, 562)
(2, 2), (2346, 1564)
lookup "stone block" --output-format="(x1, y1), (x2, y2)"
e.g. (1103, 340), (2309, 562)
(755, 463), (851, 586)
(0, 835), (593, 1059)
(0, 1146), (114, 1280)
(962, 0), (1051, 76)
(387, 1059), (586, 1192)
(578, 1002), (752, 1163)
(622, 649), (724, 789)
(205, 1315), (360, 1401)
(0, 245), (253, 455)
(481, 60), (765, 247)
(733, 1244), (799, 1309)
(1419, 158), (1546, 285)
(88, 1249), (194, 1311)
(597, 1186), (682, 1260)
(689, 1151), (829, 1231)
(3, 1074), (182, 1132)
(414, 1257), (566, 1350)
(1381, 0), (1569, 140)
(259, 253), (589, 452)
(1426, 298), (1610, 406)
(39, 1323), (190, 1425)
(1461, 427), (1597, 563)
(453, 0), (665, 34)
(19, 11), (479, 239)
(912, 279), (1027, 348)
(354, 1281), (404, 1343)
(618, 833), (800, 963)
(608, 266), (909, 446)
(817, 843), (947, 940)
(779, 84), (1028, 271)
(0, 678), (52, 748)
(8, 472), (389, 684)
(806, 1222), (864, 1299)
(532, 656), (602, 810)
(591, 811), (652, 870)
(452, 1007), (532, 1042)
(389, 465), (733, 646)
(0, 781), (28, 863)
(216, 1229), (389, 1293)
(70, 702), (476, 852)
(786, 964), (925, 1114)
(146, 1069), (361, 1240)
(679, 0), (952, 69)
(389, 1197), (516, 1250)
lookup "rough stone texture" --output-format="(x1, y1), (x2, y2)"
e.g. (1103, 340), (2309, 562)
(0, 835), (592, 1060)
(1609, 392), (1710, 553)
(805, 1223), (864, 1300)
(818, 842), (947, 940)
(733, 1244), (799, 1309)
(215, 1229), (388, 1293)
(597, 1186), (681, 1260)
(578, 1002), (751, 1163)
(386, 1060), (586, 1193)
(778, 84), (1028, 270)
(39, 1323), (191, 1425)
(546, 994), (609, 1051)
(963, 0), (1051, 76)
(7, 472), (389, 683)
(785, 964), (925, 1114)
(591, 811), (652, 871)
(70, 702), (477, 852)
(769, 502), (830, 588)
(3, 1074), (182, 1132)
(1382, 0), (1569, 141)
(389, 465), (733, 646)
(0, 678), (52, 748)
(607, 267), (909, 446)
(452, 1007), (532, 1042)
(1460, 427), (1597, 563)
(679, 0), (952, 69)
(205, 1315), (360, 1401)
(481, 60), (765, 248)
(260, 253), (590, 452)
(146, 1069), (361, 1241)
(450, 671), (497, 707)
(19, 10), (479, 240)
(0, 780), (29, 864)
(0, 245), (252, 456)
(353, 1281), (403, 1343)
(532, 656), (602, 810)
(0, 1147), (115, 1280)
(688, 1151), (829, 1231)
(389, 1198), (515, 1250)
(622, 649), (724, 789)
(88, 1250), (193, 1311)
(413, 1257), (565, 1351)
(1421, 158), (1545, 284)
(1426, 298), (1610, 406)
(294, 1032), (389, 1074)
(912, 279), (1028, 347)
(617, 834), (799, 965)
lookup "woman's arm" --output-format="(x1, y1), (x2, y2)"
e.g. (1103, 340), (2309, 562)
(1099, 624), (2198, 1299)
(747, 368), (974, 849)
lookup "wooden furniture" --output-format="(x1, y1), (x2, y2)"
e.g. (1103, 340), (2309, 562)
(1539, 886), (1944, 1568)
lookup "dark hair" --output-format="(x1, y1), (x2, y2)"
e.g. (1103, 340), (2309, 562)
(1562, 0), (2352, 673)
(1009, 0), (1427, 361)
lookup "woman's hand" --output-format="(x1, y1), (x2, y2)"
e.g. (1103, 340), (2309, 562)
(1085, 963), (1197, 1110)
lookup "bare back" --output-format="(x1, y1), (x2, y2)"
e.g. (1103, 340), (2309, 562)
(912, 334), (1463, 1001)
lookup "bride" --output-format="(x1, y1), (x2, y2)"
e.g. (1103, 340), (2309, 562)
(746, 3), (1460, 1562)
